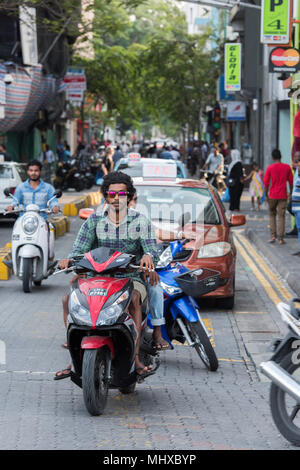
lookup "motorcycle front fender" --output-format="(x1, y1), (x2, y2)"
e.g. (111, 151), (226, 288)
(169, 295), (199, 323)
(18, 245), (41, 259)
(81, 336), (115, 358)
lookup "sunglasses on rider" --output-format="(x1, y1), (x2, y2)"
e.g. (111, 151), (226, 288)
(107, 190), (128, 198)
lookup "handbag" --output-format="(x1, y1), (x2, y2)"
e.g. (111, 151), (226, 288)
(227, 177), (236, 188)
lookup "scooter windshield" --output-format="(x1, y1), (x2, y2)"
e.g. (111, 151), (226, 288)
(76, 247), (135, 274)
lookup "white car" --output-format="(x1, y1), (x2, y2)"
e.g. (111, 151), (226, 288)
(0, 162), (27, 217)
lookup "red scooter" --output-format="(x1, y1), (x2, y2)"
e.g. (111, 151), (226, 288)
(54, 247), (159, 416)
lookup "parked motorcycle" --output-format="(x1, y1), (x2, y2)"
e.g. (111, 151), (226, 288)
(53, 159), (84, 192)
(2, 187), (62, 292)
(260, 299), (300, 446)
(53, 247), (160, 416)
(143, 239), (219, 371)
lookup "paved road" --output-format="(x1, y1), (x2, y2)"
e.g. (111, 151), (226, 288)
(0, 206), (297, 450)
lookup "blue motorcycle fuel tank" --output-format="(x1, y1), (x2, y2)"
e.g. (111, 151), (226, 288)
(158, 263), (189, 289)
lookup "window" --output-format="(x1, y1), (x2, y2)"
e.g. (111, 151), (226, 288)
(0, 165), (13, 179)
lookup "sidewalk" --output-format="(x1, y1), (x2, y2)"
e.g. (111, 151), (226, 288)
(228, 192), (300, 298)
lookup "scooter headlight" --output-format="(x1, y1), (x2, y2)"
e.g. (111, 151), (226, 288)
(69, 290), (92, 326)
(22, 215), (39, 235)
(96, 291), (129, 326)
(156, 246), (173, 269)
(160, 280), (182, 296)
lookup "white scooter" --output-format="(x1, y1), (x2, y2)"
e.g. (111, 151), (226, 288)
(3, 188), (62, 293)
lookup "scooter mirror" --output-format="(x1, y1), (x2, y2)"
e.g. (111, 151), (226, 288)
(54, 190), (62, 199)
(4, 187), (11, 197)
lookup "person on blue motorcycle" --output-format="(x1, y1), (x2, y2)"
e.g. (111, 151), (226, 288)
(55, 171), (170, 380)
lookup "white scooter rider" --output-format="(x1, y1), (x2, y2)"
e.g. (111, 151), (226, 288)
(6, 159), (60, 263)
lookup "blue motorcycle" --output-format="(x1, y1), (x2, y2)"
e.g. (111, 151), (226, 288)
(142, 240), (219, 371)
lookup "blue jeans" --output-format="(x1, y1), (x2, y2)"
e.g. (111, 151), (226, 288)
(145, 281), (165, 326)
(295, 211), (300, 246)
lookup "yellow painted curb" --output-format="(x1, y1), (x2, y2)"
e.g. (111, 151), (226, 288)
(0, 248), (12, 280)
(48, 215), (70, 239)
(63, 191), (102, 216)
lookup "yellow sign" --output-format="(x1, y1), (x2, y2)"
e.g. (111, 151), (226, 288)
(261, 0), (291, 44)
(224, 43), (241, 92)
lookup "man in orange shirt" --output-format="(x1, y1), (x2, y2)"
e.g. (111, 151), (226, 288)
(263, 149), (293, 245)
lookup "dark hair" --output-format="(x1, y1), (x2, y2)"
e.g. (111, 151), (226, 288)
(252, 161), (259, 169)
(27, 159), (42, 170)
(272, 149), (281, 160)
(101, 171), (136, 202)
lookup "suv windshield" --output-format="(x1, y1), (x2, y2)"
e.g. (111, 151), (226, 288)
(0, 165), (13, 179)
(135, 185), (221, 225)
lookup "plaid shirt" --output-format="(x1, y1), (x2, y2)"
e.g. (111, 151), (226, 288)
(69, 207), (159, 281)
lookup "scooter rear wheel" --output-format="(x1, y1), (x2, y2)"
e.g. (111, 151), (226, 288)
(23, 258), (33, 293)
(82, 347), (110, 416)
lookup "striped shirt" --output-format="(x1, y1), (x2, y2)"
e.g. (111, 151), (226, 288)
(292, 169), (300, 213)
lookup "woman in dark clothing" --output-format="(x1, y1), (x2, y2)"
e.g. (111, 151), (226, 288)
(227, 149), (244, 211)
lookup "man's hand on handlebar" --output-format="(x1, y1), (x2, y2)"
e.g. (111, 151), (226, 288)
(59, 258), (71, 270)
(52, 206), (60, 214)
(139, 254), (154, 273)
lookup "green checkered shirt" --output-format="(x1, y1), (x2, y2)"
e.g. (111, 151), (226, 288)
(69, 208), (159, 281)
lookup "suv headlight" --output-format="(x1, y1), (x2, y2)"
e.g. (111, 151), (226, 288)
(96, 291), (129, 326)
(156, 246), (173, 269)
(22, 215), (39, 235)
(197, 242), (231, 258)
(69, 290), (92, 326)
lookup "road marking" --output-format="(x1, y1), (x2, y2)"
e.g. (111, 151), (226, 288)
(234, 231), (292, 302)
(234, 311), (266, 314)
(233, 234), (283, 307)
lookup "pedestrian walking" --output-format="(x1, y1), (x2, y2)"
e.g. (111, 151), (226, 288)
(263, 148), (293, 245)
(291, 152), (300, 256)
(0, 144), (12, 161)
(40, 144), (55, 183)
(227, 149), (244, 212)
(101, 146), (114, 175)
(244, 162), (264, 211)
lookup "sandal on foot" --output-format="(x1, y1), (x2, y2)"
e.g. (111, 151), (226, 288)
(152, 339), (171, 351)
(278, 239), (286, 245)
(268, 238), (276, 243)
(54, 365), (71, 381)
(61, 342), (68, 349)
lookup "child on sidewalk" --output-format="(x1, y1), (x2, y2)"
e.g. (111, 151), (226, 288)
(244, 162), (264, 211)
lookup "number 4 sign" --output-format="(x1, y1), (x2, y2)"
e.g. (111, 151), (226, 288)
(261, 0), (291, 45)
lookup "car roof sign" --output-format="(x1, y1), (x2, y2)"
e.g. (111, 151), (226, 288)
(128, 152), (141, 161)
(142, 159), (177, 181)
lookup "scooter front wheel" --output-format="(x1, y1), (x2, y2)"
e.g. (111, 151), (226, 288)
(186, 320), (218, 371)
(22, 258), (33, 293)
(82, 347), (110, 416)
